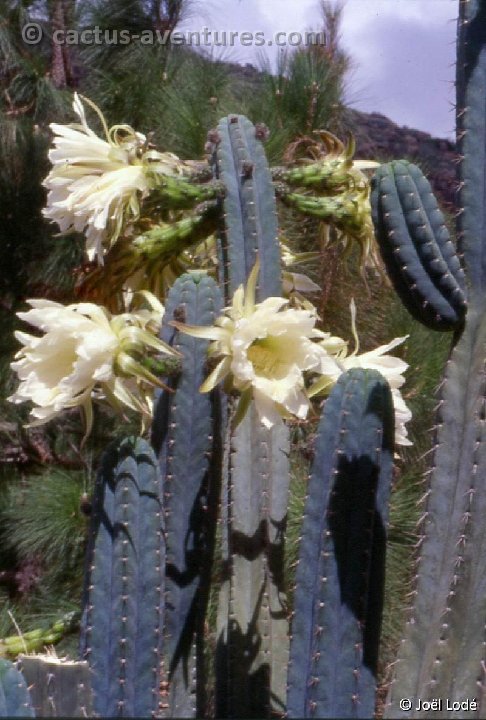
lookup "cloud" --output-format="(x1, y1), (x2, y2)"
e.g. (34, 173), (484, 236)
(178, 0), (458, 138)
(178, 0), (276, 64)
(331, 1), (457, 138)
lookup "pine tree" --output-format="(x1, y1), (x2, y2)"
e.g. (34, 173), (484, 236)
(239, 1), (351, 162)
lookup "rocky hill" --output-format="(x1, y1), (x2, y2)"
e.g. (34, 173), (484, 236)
(349, 109), (458, 212)
(225, 61), (459, 213)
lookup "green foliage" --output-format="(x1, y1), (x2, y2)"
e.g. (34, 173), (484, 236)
(78, 0), (185, 131)
(159, 52), (230, 157)
(239, 3), (350, 162)
(1, 469), (89, 585)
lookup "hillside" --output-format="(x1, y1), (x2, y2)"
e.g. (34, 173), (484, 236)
(224, 60), (458, 213)
(349, 108), (457, 211)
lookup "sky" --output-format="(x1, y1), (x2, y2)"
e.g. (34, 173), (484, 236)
(178, 0), (458, 140)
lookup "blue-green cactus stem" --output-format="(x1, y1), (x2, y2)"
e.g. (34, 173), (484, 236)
(216, 407), (290, 719)
(212, 115), (290, 718)
(385, 307), (486, 718)
(287, 368), (394, 719)
(19, 655), (93, 718)
(385, 2), (486, 714)
(79, 437), (165, 718)
(0, 659), (34, 718)
(370, 160), (466, 331)
(152, 272), (223, 718)
(213, 114), (282, 298)
(456, 0), (486, 295)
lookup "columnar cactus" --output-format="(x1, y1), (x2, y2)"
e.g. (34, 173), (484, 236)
(287, 368), (394, 719)
(8, 116), (394, 720)
(211, 115), (290, 718)
(152, 272), (223, 717)
(369, 0), (486, 715)
(79, 437), (165, 718)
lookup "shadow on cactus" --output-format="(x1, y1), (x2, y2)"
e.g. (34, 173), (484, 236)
(287, 367), (393, 719)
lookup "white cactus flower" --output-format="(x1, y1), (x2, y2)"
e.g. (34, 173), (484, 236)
(43, 93), (185, 262)
(172, 259), (341, 428)
(9, 294), (178, 437)
(309, 299), (413, 447)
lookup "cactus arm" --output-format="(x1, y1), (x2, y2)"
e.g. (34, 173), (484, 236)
(212, 115), (290, 717)
(79, 437), (164, 718)
(18, 655), (93, 718)
(287, 368), (394, 719)
(0, 659), (34, 718)
(214, 115), (282, 298)
(385, 2), (486, 714)
(370, 161), (467, 331)
(382, 162), (465, 301)
(456, 0), (486, 294)
(152, 272), (223, 718)
(385, 307), (486, 716)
